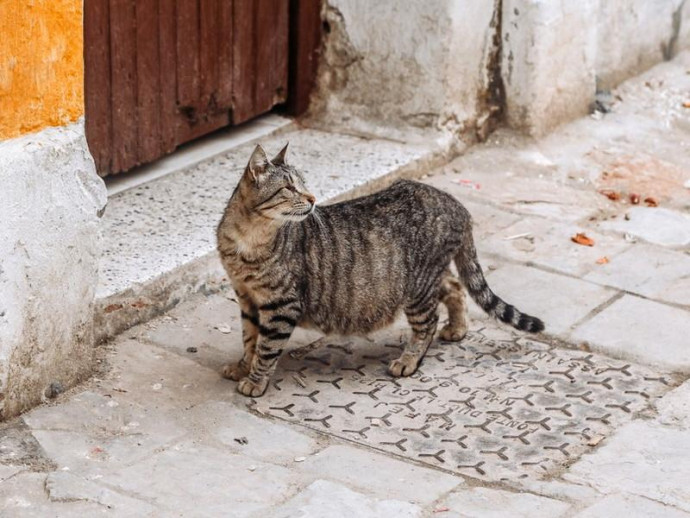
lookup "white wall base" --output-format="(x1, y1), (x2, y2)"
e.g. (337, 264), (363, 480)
(0, 122), (106, 419)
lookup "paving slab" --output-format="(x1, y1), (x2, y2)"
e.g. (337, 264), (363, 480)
(485, 264), (616, 337)
(0, 472), (109, 518)
(295, 444), (461, 505)
(564, 422), (690, 513)
(99, 442), (308, 518)
(477, 216), (632, 278)
(656, 380), (690, 429)
(253, 324), (674, 485)
(183, 400), (320, 464)
(583, 244), (690, 307)
(0, 419), (55, 471)
(22, 377), (206, 476)
(571, 295), (690, 372)
(456, 198), (522, 241)
(574, 494), (690, 518)
(96, 339), (231, 409)
(433, 486), (571, 518)
(45, 471), (156, 515)
(425, 169), (606, 223)
(141, 293), (243, 370)
(266, 479), (422, 518)
(510, 479), (602, 503)
(598, 207), (690, 248)
(0, 464), (23, 482)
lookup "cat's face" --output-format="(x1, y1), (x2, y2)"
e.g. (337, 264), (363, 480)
(241, 144), (316, 222)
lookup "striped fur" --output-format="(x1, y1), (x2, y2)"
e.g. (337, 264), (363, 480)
(217, 144), (545, 397)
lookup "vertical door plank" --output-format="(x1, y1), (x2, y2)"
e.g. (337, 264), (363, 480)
(254, 0), (273, 114)
(110, 0), (138, 173)
(136, 0), (162, 164)
(176, 0), (200, 109)
(255, 0), (288, 113)
(199, 0), (219, 111)
(232, 0), (256, 123)
(287, 0), (322, 116)
(84, 0), (112, 175)
(272, 0), (290, 105)
(217, 0), (234, 107)
(159, 0), (178, 154)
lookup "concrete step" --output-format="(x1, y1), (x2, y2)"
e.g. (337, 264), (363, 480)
(95, 118), (448, 342)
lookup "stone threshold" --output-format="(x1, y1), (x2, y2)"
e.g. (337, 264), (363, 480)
(95, 117), (449, 343)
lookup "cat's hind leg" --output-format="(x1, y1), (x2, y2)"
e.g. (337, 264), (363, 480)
(222, 293), (258, 381)
(439, 273), (468, 342)
(389, 297), (439, 377)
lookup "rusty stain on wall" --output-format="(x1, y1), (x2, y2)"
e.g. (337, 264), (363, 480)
(0, 0), (84, 140)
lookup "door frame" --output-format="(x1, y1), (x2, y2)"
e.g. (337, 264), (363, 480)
(287, 0), (322, 116)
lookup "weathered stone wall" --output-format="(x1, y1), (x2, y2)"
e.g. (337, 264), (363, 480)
(503, 0), (690, 136)
(309, 0), (502, 147)
(501, 0), (598, 137)
(313, 0), (690, 139)
(596, 0), (689, 90)
(0, 123), (106, 419)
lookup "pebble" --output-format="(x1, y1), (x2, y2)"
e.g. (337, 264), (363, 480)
(186, 346), (198, 353)
(293, 456), (306, 463)
(45, 381), (64, 399)
(152, 383), (163, 391)
(215, 324), (232, 334)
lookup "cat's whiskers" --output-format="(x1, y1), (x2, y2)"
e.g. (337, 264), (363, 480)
(311, 207), (327, 233)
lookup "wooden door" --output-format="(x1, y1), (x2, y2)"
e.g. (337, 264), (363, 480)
(85, 0), (311, 176)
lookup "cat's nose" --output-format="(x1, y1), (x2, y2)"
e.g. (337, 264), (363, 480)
(305, 193), (316, 205)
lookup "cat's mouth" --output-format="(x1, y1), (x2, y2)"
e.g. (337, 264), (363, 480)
(280, 204), (315, 221)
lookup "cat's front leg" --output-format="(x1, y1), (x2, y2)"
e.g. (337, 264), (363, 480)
(222, 292), (258, 381)
(237, 299), (300, 397)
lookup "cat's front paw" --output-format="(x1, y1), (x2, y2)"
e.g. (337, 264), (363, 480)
(237, 377), (269, 397)
(388, 354), (420, 377)
(221, 362), (249, 381)
(439, 324), (467, 342)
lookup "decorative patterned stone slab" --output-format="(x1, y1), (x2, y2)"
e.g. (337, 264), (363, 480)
(253, 325), (677, 483)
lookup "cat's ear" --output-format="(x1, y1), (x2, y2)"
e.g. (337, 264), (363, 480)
(246, 144), (270, 182)
(271, 142), (289, 166)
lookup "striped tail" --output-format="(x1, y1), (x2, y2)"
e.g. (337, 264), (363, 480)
(455, 240), (545, 333)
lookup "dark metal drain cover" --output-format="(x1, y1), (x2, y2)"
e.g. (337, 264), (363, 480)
(253, 325), (675, 482)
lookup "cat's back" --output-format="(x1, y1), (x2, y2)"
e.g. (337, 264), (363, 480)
(322, 179), (469, 224)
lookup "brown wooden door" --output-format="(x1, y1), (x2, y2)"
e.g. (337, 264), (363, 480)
(85, 0), (295, 176)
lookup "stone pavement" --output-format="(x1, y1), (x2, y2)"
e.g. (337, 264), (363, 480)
(2, 55), (690, 518)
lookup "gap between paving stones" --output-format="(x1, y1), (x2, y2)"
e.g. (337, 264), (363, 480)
(565, 292), (626, 331)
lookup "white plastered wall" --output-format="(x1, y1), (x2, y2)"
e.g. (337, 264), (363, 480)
(0, 122), (106, 418)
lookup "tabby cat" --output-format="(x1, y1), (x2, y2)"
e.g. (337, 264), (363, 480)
(217, 144), (544, 397)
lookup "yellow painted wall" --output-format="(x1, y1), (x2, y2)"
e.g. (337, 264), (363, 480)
(0, 0), (84, 139)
